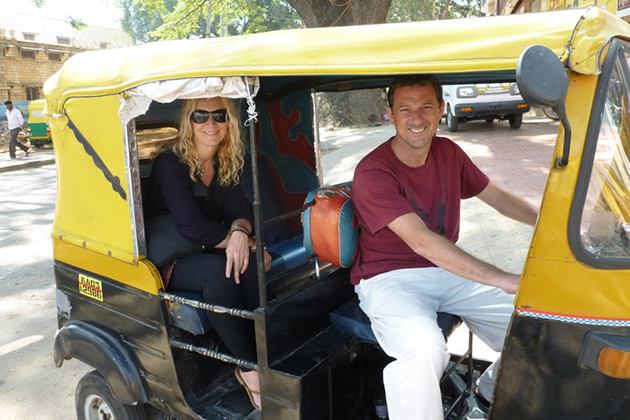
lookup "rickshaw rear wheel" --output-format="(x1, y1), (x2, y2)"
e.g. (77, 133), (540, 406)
(76, 370), (146, 420)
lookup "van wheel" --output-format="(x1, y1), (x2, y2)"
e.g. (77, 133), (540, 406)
(509, 114), (523, 129)
(76, 371), (146, 420)
(485, 118), (493, 123)
(447, 106), (459, 132)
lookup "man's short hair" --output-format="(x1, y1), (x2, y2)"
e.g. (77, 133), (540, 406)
(387, 75), (443, 108)
(4, 100), (12, 105)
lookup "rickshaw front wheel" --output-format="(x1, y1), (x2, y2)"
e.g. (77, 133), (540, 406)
(76, 370), (146, 420)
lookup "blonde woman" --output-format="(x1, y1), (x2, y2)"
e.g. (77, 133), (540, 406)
(146, 97), (270, 411)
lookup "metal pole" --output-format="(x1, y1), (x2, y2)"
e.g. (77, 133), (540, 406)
(245, 77), (267, 309)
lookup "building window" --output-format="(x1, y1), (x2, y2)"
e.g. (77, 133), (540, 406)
(49, 52), (62, 61)
(100, 42), (109, 49)
(57, 36), (70, 45)
(23, 33), (36, 41)
(26, 87), (40, 100)
(21, 50), (36, 59)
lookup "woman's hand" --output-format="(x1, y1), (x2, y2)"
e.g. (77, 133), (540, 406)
(225, 231), (250, 284)
(263, 249), (272, 272)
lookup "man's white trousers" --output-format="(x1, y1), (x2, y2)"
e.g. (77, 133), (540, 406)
(355, 267), (514, 420)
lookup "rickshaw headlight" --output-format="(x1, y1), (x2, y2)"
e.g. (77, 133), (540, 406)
(598, 347), (630, 379)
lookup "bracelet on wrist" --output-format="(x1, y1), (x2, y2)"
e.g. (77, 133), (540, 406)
(231, 227), (249, 236)
(230, 224), (251, 236)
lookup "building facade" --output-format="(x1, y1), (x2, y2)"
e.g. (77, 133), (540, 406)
(0, 0), (133, 102)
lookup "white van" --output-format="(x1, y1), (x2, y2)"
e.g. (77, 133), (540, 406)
(442, 82), (530, 132)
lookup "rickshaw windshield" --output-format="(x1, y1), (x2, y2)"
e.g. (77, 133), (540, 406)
(573, 40), (630, 266)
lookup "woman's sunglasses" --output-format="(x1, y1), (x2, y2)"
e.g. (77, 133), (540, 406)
(190, 109), (228, 124)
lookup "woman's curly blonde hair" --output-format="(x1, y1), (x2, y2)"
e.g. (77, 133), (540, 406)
(153, 97), (244, 187)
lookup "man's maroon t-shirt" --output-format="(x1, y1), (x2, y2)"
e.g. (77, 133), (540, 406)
(350, 136), (489, 285)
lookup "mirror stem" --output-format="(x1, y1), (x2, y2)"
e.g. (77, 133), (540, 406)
(554, 103), (571, 168)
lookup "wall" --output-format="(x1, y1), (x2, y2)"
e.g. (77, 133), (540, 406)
(0, 38), (78, 102)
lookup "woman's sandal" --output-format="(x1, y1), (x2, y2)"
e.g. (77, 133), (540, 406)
(234, 368), (261, 411)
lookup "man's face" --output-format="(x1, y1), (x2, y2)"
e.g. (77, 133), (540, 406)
(387, 84), (444, 153)
(5, 103), (13, 111)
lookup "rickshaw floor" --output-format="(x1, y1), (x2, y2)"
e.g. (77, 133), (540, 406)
(192, 367), (262, 420)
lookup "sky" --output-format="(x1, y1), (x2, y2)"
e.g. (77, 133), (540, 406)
(6, 0), (124, 29)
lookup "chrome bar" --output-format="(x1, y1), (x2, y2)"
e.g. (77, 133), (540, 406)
(159, 291), (254, 320)
(170, 338), (257, 371)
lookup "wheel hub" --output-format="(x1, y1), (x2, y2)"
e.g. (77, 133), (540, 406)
(84, 394), (115, 420)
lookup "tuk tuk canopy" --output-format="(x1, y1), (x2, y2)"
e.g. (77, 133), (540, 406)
(44, 7), (630, 111)
(44, 7), (630, 267)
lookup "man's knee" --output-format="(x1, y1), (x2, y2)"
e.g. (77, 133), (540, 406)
(385, 345), (450, 382)
(377, 325), (447, 361)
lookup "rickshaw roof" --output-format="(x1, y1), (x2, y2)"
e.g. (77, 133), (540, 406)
(27, 98), (46, 110)
(44, 7), (629, 109)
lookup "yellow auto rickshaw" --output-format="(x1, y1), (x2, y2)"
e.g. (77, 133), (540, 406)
(46, 7), (630, 420)
(26, 98), (51, 147)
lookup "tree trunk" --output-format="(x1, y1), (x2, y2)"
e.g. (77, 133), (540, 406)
(286, 0), (393, 129)
(287, 0), (392, 27)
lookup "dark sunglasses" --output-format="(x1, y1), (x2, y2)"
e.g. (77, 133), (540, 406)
(190, 109), (228, 124)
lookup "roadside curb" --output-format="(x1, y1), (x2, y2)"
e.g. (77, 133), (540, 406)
(0, 157), (55, 173)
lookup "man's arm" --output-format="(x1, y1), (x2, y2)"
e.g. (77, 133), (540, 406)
(476, 181), (538, 227)
(388, 213), (520, 294)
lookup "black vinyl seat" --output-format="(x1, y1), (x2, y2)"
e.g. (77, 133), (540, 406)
(329, 297), (462, 344)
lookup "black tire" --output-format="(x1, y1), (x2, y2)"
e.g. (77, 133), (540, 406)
(446, 106), (459, 132)
(76, 371), (146, 420)
(485, 118), (493, 123)
(508, 114), (523, 129)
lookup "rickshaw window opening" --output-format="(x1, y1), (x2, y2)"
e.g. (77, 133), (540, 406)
(568, 39), (630, 268)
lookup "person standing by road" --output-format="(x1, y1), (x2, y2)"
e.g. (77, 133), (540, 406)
(4, 101), (30, 159)
(351, 74), (539, 420)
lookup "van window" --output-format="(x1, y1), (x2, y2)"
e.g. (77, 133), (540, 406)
(579, 44), (630, 261)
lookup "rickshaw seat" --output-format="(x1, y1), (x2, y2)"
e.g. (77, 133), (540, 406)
(168, 290), (212, 335)
(167, 237), (309, 335)
(329, 297), (462, 344)
(301, 185), (463, 343)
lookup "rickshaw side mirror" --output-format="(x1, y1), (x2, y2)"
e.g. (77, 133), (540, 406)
(517, 45), (571, 168)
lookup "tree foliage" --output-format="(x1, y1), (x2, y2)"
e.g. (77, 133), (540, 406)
(31, 0), (91, 30)
(388, 0), (484, 22)
(118, 0), (301, 42)
(119, 0), (483, 43)
(118, 0), (178, 43)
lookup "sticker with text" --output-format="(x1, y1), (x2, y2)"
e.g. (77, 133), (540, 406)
(78, 274), (103, 301)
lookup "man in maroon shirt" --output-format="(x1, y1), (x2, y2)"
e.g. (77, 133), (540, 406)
(351, 75), (538, 420)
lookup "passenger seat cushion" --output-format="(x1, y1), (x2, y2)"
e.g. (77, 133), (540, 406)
(302, 185), (359, 268)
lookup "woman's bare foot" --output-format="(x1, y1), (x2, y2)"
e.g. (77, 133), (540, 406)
(236, 369), (261, 410)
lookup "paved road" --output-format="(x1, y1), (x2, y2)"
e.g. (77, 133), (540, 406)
(0, 166), (90, 420)
(0, 116), (558, 419)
